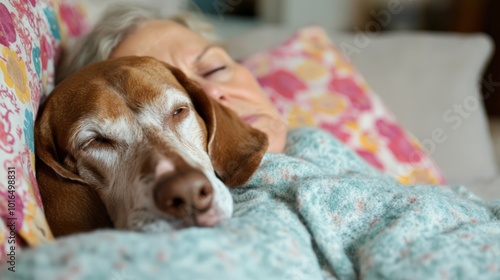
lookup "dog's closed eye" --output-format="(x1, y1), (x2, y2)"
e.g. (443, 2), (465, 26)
(82, 135), (115, 149)
(80, 134), (129, 152)
(93, 135), (114, 145)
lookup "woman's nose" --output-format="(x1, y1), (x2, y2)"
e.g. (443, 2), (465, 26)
(199, 81), (226, 102)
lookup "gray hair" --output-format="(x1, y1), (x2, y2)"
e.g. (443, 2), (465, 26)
(56, 5), (217, 83)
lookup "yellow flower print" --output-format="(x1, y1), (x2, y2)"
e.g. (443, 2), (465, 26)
(256, 56), (273, 76)
(300, 28), (330, 59)
(409, 136), (425, 151)
(333, 55), (354, 73)
(295, 60), (328, 81)
(30, 152), (36, 172)
(42, 72), (48, 96)
(0, 227), (4, 246)
(345, 120), (359, 131)
(358, 79), (371, 93)
(300, 29), (330, 46)
(360, 132), (379, 153)
(398, 168), (440, 185)
(287, 106), (316, 128)
(310, 93), (346, 116)
(302, 40), (325, 60)
(20, 201), (54, 246)
(0, 47), (30, 104)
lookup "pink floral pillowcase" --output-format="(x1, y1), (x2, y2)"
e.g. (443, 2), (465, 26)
(0, 0), (87, 255)
(243, 26), (445, 185)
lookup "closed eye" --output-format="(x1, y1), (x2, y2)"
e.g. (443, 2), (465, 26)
(202, 66), (226, 77)
(94, 135), (111, 144)
(82, 135), (115, 150)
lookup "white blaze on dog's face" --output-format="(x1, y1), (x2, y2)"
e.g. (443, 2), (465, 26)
(68, 86), (233, 231)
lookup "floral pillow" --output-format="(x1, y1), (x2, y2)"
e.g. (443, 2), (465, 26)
(0, 0), (87, 257)
(243, 26), (445, 185)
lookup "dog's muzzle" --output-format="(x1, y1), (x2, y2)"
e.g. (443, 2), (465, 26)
(153, 168), (219, 227)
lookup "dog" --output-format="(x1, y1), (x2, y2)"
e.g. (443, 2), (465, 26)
(35, 56), (268, 237)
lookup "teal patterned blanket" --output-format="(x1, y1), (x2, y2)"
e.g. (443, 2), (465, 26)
(2, 128), (500, 280)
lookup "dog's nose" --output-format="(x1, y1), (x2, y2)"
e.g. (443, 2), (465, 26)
(154, 170), (214, 219)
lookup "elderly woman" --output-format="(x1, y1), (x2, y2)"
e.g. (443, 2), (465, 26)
(57, 6), (287, 154)
(45, 5), (500, 280)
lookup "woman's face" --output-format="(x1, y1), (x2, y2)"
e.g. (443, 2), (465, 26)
(111, 20), (287, 153)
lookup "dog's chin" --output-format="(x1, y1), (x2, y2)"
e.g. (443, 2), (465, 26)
(124, 207), (231, 233)
(123, 176), (233, 232)
(128, 218), (221, 233)
(130, 218), (180, 233)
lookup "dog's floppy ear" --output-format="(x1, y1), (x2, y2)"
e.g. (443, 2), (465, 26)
(165, 64), (268, 187)
(34, 102), (84, 184)
(35, 100), (113, 236)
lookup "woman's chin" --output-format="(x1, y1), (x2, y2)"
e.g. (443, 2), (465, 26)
(267, 136), (286, 153)
(265, 121), (288, 154)
(249, 114), (288, 153)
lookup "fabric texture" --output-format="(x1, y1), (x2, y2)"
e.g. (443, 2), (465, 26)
(242, 27), (445, 186)
(1, 127), (499, 279)
(0, 0), (87, 255)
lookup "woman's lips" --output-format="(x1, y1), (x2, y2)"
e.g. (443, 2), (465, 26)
(241, 114), (259, 125)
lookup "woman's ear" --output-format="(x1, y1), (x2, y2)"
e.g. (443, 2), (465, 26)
(165, 63), (268, 187)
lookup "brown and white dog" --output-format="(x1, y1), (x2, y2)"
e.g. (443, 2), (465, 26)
(35, 56), (268, 237)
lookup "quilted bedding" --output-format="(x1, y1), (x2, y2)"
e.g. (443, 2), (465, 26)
(1, 127), (499, 280)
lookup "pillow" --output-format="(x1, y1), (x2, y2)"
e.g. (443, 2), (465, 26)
(345, 32), (496, 187)
(242, 26), (445, 185)
(0, 0), (87, 256)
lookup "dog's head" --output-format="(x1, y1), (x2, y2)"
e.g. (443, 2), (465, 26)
(35, 56), (268, 236)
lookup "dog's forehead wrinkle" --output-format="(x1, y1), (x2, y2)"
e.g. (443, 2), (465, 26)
(123, 68), (177, 99)
(71, 116), (137, 150)
(103, 66), (167, 112)
(80, 85), (139, 128)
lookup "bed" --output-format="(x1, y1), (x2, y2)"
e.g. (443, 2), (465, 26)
(0, 1), (499, 279)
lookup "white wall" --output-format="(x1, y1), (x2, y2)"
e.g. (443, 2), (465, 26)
(68, 0), (186, 26)
(258, 0), (355, 30)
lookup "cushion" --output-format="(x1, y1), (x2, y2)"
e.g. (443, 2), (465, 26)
(345, 32), (497, 187)
(242, 26), (445, 185)
(0, 0), (87, 255)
